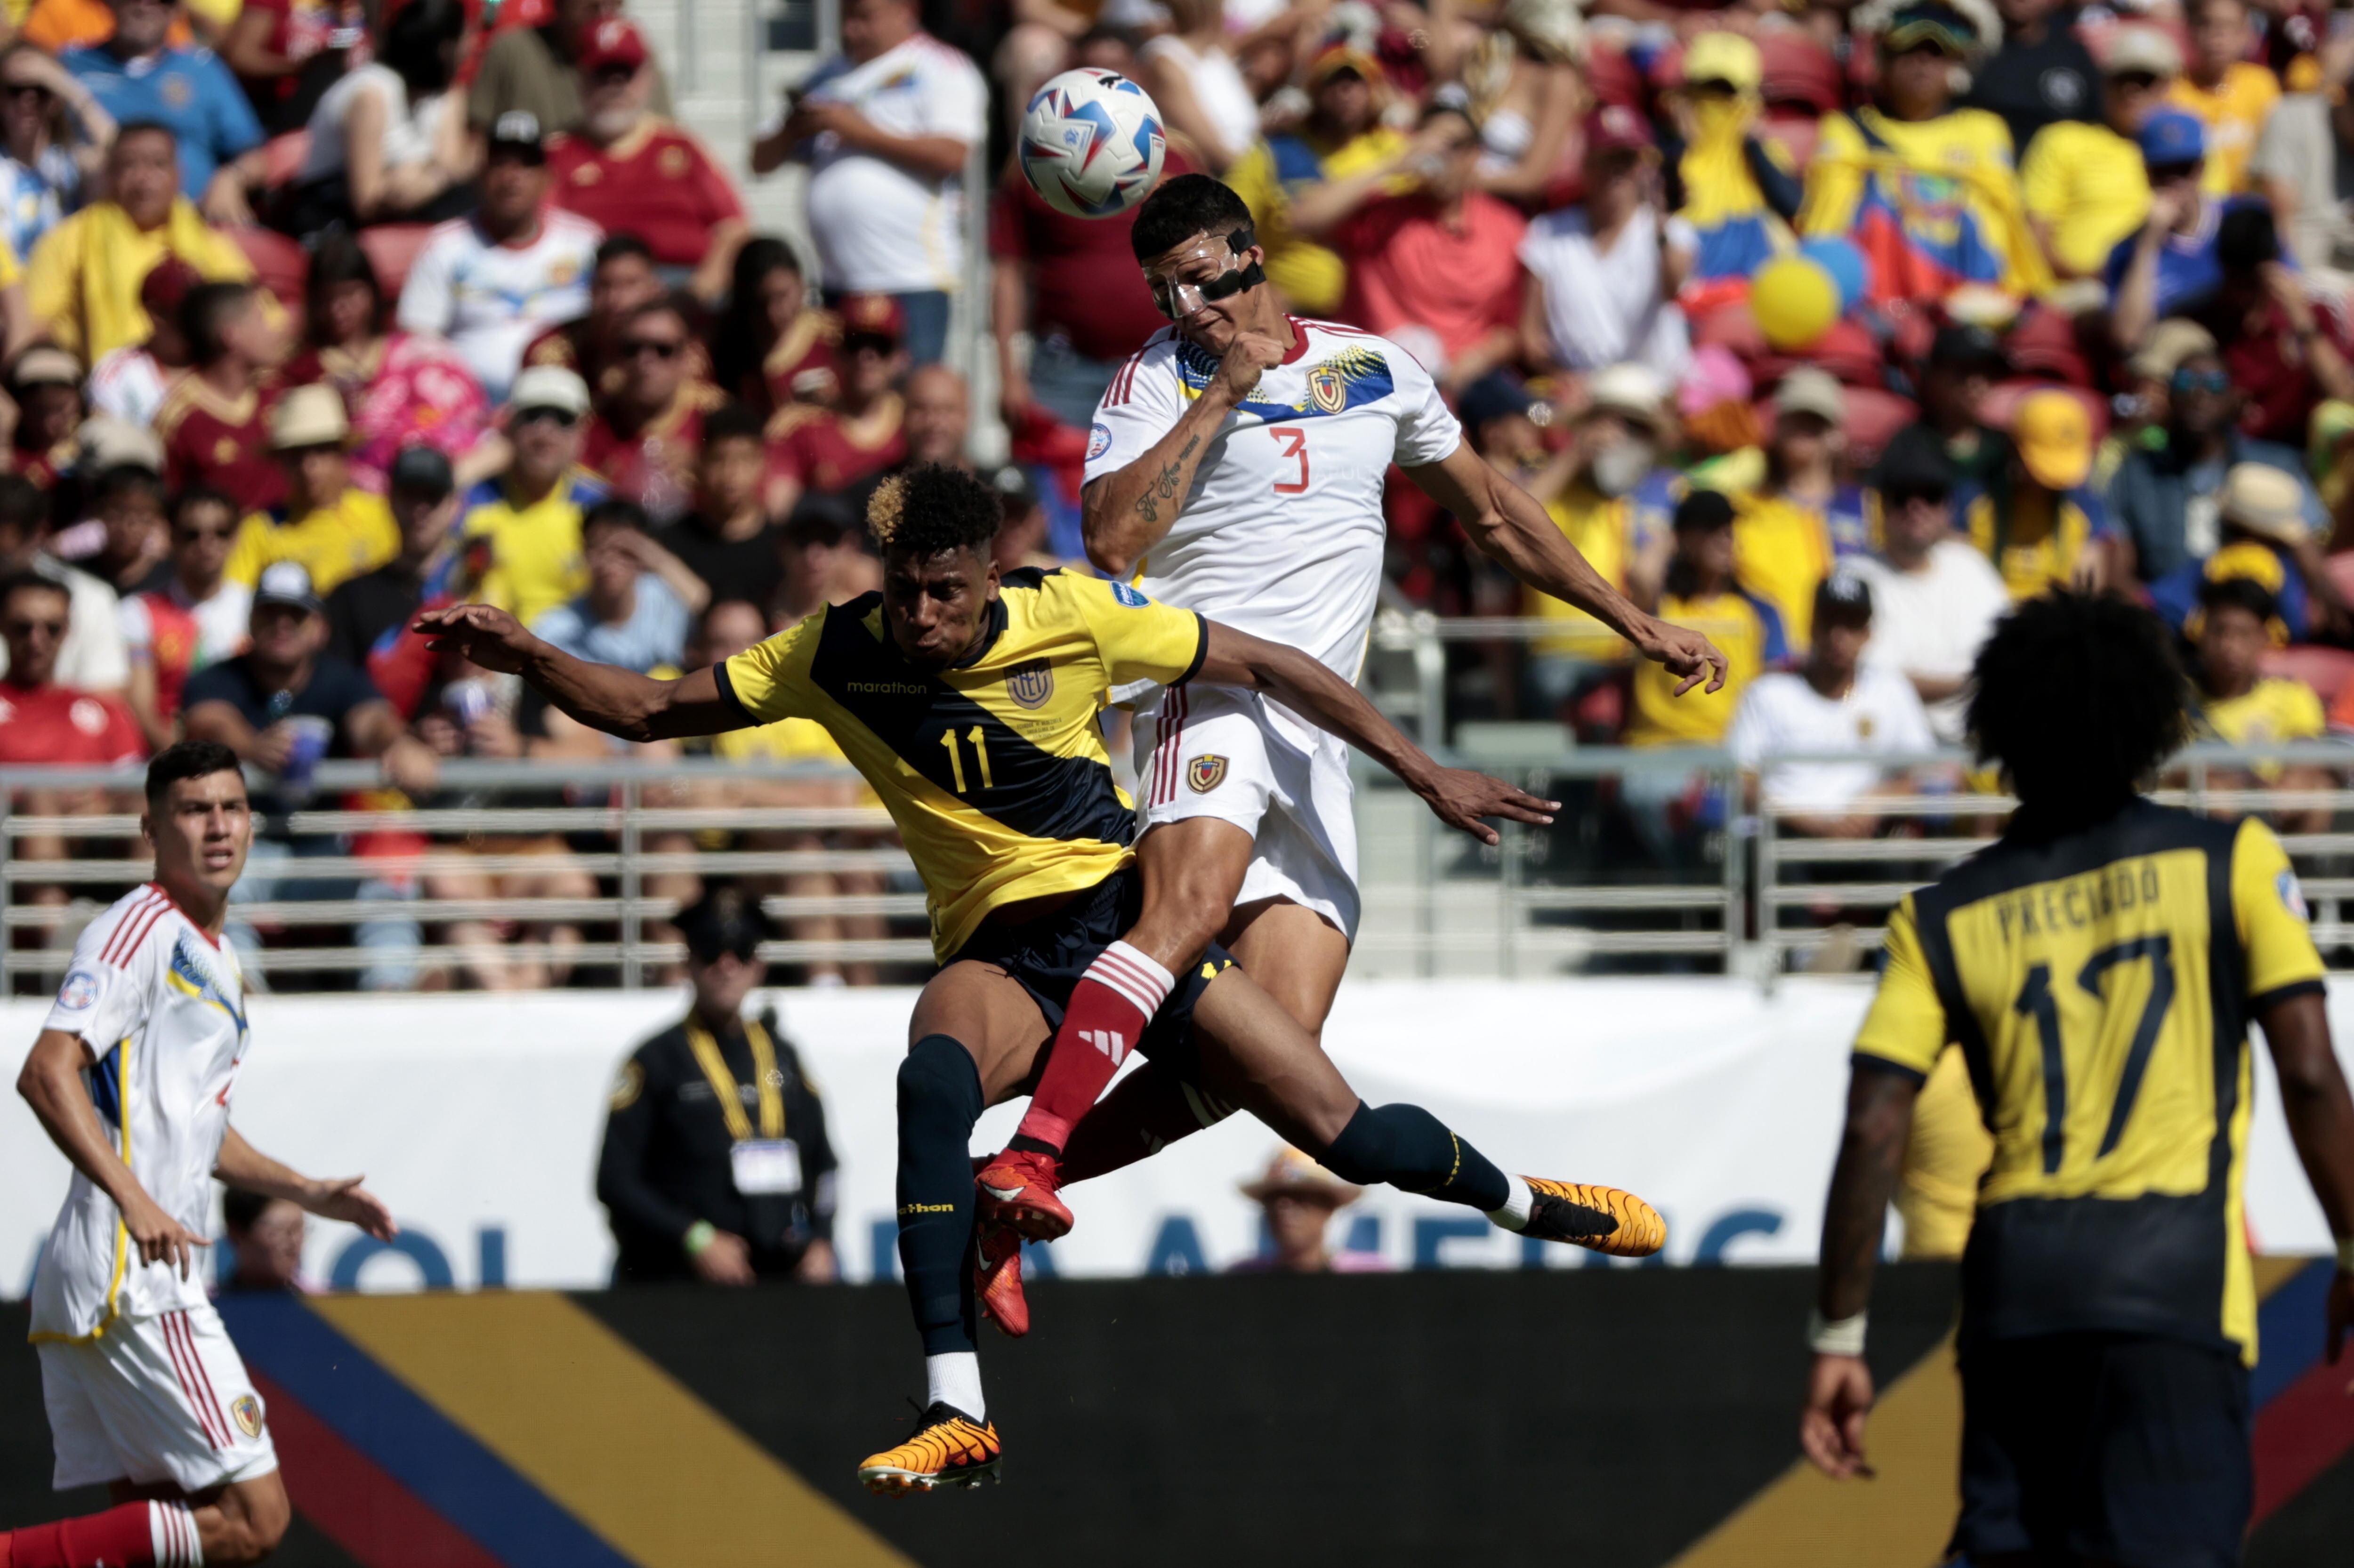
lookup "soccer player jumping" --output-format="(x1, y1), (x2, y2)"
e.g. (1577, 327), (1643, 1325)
(419, 465), (1664, 1494)
(5, 741), (397, 1568)
(969, 172), (1729, 1255)
(1803, 593), (2354, 1566)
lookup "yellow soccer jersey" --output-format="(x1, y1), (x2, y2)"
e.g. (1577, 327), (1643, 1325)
(1854, 802), (2325, 1364)
(224, 490), (399, 595)
(719, 569), (1208, 959)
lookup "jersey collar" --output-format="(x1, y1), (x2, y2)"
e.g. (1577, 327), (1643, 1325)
(951, 595), (1009, 669)
(1280, 317), (1311, 366)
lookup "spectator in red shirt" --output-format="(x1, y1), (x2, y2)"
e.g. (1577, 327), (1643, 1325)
(709, 236), (838, 415)
(0, 570), (145, 902)
(990, 96), (1191, 431)
(154, 279), (285, 514)
(545, 20), (748, 302)
(8, 346), (85, 490)
(581, 296), (725, 525)
(1328, 102), (1526, 397)
(2192, 204), (2354, 447)
(520, 232), (702, 401)
(222, 0), (368, 137)
(764, 291), (908, 518)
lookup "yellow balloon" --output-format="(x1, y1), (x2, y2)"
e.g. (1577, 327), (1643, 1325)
(1751, 255), (1841, 351)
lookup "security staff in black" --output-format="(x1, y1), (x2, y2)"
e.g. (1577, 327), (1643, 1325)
(596, 888), (838, 1285)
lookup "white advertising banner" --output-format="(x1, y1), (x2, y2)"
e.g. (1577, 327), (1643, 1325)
(3, 979), (2346, 1295)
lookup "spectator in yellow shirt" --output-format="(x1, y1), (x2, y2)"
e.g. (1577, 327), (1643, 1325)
(2020, 25), (2174, 279)
(1223, 47), (1411, 316)
(1732, 369), (1871, 651)
(457, 366), (607, 627)
(1965, 388), (2118, 596)
(2169, 0), (2280, 195)
(23, 122), (253, 363)
(223, 386), (398, 595)
(2191, 574), (2330, 828)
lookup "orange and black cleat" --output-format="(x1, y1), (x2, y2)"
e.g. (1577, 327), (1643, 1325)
(974, 1148), (1074, 1240)
(975, 1221), (1030, 1338)
(857, 1403), (1003, 1496)
(1519, 1177), (1667, 1258)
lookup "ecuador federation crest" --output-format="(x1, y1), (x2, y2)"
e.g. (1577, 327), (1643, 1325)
(1005, 659), (1054, 710)
(1186, 754), (1228, 793)
(231, 1394), (265, 1439)
(1306, 364), (1346, 415)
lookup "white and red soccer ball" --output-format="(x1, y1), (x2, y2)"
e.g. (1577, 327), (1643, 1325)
(1018, 67), (1166, 219)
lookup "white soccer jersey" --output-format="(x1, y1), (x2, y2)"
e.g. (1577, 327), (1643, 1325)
(395, 209), (602, 402)
(1084, 318), (1463, 679)
(31, 885), (250, 1343)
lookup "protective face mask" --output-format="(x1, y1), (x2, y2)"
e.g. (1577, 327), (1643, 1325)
(1145, 228), (1268, 319)
(1590, 441), (1655, 497)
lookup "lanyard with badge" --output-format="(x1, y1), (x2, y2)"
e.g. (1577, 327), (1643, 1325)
(684, 1017), (803, 1198)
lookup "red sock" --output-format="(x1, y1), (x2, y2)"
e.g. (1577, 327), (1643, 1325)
(1010, 941), (1175, 1154)
(1060, 1057), (1238, 1182)
(2, 1500), (170, 1568)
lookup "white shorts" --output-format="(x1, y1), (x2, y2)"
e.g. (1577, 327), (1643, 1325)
(1132, 682), (1361, 940)
(39, 1301), (279, 1494)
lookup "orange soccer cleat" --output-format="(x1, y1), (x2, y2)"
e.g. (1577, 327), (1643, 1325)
(1518, 1177), (1667, 1258)
(974, 1148), (1074, 1240)
(857, 1404), (1002, 1496)
(975, 1221), (1030, 1338)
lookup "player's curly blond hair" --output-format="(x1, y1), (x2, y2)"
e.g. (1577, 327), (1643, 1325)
(864, 464), (1002, 557)
(866, 473), (908, 547)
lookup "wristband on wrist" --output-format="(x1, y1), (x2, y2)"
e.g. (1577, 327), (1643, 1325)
(684, 1220), (717, 1257)
(2337, 1236), (2353, 1275)
(1807, 1307), (1869, 1357)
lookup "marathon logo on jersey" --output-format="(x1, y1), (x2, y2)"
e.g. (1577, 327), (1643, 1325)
(231, 1394), (265, 1439)
(1112, 583), (1149, 607)
(2280, 869), (2311, 921)
(1187, 754), (1228, 793)
(1005, 658), (1055, 709)
(1088, 422), (1113, 461)
(56, 968), (98, 1011)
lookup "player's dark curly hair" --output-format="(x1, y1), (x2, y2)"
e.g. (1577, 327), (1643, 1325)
(1968, 591), (2189, 824)
(868, 463), (1000, 557)
(1129, 173), (1256, 262)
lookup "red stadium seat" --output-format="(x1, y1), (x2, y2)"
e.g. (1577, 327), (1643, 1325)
(1759, 111), (1818, 170)
(1693, 300), (1766, 360)
(1587, 46), (1645, 111)
(2006, 306), (2095, 386)
(259, 130), (311, 190)
(2325, 550), (2354, 611)
(358, 224), (435, 298)
(230, 226), (306, 311)
(1980, 379), (2111, 448)
(2260, 644), (2354, 708)
(1840, 386), (1919, 468)
(1747, 322), (1884, 393)
(1760, 34), (1842, 116)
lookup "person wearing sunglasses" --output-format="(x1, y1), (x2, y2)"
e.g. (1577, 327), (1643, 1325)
(456, 364), (610, 627)
(0, 571), (145, 912)
(119, 485), (248, 749)
(580, 295), (726, 527)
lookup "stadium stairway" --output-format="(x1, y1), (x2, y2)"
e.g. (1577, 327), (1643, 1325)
(3, 1262), (2346, 1564)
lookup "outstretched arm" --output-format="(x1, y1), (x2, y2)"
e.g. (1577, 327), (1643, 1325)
(1405, 442), (1729, 695)
(216, 1126), (397, 1241)
(2255, 989), (2354, 1382)
(414, 603), (750, 742)
(18, 1027), (207, 1279)
(1800, 1061), (1920, 1480)
(1194, 619), (1556, 844)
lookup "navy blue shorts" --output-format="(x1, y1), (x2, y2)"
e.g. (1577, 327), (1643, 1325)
(1953, 1332), (2251, 1568)
(946, 868), (1234, 1072)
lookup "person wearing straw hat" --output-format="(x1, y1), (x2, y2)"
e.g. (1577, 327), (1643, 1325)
(1963, 388), (2117, 598)
(2149, 459), (2328, 641)
(1227, 1149), (1384, 1275)
(220, 385), (397, 597)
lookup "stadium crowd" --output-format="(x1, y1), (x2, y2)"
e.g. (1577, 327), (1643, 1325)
(2, 0), (2353, 988)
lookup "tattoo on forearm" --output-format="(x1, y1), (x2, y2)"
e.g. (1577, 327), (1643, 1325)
(1134, 435), (1199, 526)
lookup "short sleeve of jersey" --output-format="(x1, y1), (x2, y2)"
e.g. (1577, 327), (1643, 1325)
(2232, 816), (2326, 1005)
(1056, 574), (1206, 689)
(718, 607), (828, 724)
(1084, 338), (1184, 487)
(1851, 895), (1948, 1080)
(1387, 346), (1463, 468)
(44, 912), (155, 1052)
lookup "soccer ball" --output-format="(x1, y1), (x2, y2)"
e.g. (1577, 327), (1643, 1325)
(1018, 67), (1166, 219)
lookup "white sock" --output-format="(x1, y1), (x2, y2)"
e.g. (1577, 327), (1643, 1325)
(926, 1351), (985, 1422)
(150, 1499), (203, 1566)
(1485, 1176), (1536, 1233)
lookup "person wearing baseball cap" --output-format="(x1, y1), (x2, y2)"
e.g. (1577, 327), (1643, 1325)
(2109, 108), (2250, 349)
(7, 346), (84, 488)
(1728, 367), (1867, 652)
(455, 363), (606, 627)
(2017, 26), (2183, 281)
(1662, 32), (1800, 302)
(1961, 388), (2114, 600)
(544, 18), (749, 300)
(219, 384), (398, 598)
(1221, 37), (1411, 318)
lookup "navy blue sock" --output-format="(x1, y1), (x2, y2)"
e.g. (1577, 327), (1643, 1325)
(1319, 1100), (1512, 1212)
(895, 1035), (985, 1356)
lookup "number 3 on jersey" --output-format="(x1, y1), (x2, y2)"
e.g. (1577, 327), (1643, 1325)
(1269, 426), (1309, 494)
